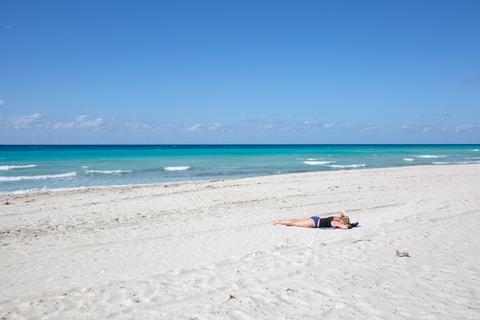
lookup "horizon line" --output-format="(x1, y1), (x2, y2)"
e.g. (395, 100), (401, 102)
(1, 143), (479, 147)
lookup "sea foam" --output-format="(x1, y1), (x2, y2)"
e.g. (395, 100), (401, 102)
(85, 169), (132, 175)
(403, 158), (414, 162)
(432, 161), (480, 165)
(328, 164), (366, 169)
(0, 164), (37, 171)
(303, 160), (335, 165)
(164, 166), (191, 171)
(0, 172), (77, 182)
(415, 155), (447, 159)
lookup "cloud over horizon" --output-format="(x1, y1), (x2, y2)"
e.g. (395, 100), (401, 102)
(2, 112), (479, 141)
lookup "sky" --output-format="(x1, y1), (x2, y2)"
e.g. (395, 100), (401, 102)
(1, 0), (479, 144)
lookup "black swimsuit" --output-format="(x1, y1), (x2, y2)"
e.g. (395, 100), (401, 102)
(310, 216), (334, 228)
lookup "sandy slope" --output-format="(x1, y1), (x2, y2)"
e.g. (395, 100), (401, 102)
(1, 164), (479, 319)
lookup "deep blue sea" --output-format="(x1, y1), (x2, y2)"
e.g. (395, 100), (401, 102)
(1, 145), (479, 193)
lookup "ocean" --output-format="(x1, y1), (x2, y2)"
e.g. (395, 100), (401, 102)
(1, 144), (479, 193)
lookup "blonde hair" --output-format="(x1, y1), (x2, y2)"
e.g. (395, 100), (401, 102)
(337, 212), (351, 226)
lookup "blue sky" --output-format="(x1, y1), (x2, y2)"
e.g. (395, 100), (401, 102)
(1, 0), (479, 144)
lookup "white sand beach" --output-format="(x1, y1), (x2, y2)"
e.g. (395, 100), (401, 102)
(1, 164), (479, 319)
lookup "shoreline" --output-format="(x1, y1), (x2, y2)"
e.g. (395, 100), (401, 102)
(1, 163), (480, 318)
(2, 162), (480, 196)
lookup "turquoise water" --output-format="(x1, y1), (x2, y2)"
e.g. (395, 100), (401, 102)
(1, 145), (479, 193)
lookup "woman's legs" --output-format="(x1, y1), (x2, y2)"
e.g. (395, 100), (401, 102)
(274, 218), (316, 228)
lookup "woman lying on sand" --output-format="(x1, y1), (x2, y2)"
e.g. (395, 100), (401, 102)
(275, 213), (355, 229)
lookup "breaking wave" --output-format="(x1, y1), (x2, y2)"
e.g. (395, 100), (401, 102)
(164, 166), (191, 171)
(433, 161), (480, 165)
(0, 172), (77, 182)
(85, 169), (132, 175)
(415, 155), (447, 159)
(328, 164), (366, 169)
(303, 160), (335, 165)
(0, 164), (37, 171)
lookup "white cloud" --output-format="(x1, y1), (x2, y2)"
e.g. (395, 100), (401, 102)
(12, 113), (45, 129)
(14, 113), (477, 139)
(401, 124), (449, 134)
(207, 123), (223, 131)
(75, 114), (104, 129)
(257, 123), (274, 130)
(0, 100), (6, 108)
(339, 123), (355, 129)
(52, 121), (75, 129)
(178, 122), (227, 132)
(185, 123), (203, 132)
(125, 121), (153, 131)
(422, 126), (432, 133)
(51, 114), (106, 130)
(75, 115), (89, 122)
(238, 120), (381, 131)
(323, 123), (333, 129)
(5, 113), (114, 131)
(421, 125), (447, 133)
(455, 124), (479, 133)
